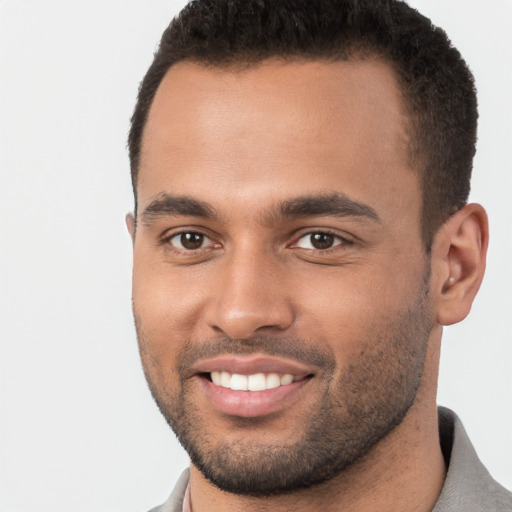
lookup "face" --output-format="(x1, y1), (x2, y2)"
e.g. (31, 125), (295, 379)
(131, 60), (435, 495)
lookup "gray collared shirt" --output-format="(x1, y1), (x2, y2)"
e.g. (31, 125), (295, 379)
(150, 407), (512, 512)
(433, 407), (511, 511)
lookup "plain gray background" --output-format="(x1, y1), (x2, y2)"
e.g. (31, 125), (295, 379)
(1, 1), (511, 510)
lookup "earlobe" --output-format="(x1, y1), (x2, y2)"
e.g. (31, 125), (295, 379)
(126, 213), (136, 245)
(432, 204), (488, 326)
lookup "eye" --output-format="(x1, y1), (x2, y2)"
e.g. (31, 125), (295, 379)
(168, 231), (211, 250)
(294, 232), (346, 250)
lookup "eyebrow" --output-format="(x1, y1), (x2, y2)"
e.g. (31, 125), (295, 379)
(141, 193), (219, 226)
(275, 193), (380, 223)
(140, 192), (380, 226)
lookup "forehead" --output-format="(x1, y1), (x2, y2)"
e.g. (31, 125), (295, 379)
(138, 59), (419, 228)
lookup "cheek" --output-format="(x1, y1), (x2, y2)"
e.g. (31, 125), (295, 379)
(293, 269), (394, 325)
(132, 277), (195, 388)
(132, 256), (207, 339)
(291, 263), (428, 358)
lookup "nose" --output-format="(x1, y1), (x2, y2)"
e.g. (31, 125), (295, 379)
(204, 246), (295, 340)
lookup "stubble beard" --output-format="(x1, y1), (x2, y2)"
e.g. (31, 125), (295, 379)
(135, 275), (433, 497)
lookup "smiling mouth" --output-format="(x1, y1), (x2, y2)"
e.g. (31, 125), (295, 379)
(195, 360), (315, 417)
(207, 371), (305, 391)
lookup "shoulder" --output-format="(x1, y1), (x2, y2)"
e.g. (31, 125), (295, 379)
(434, 407), (512, 512)
(147, 468), (190, 512)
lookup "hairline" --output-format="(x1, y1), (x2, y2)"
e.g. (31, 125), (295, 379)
(133, 52), (437, 251)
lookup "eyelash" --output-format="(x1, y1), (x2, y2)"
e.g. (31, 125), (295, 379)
(290, 230), (353, 252)
(161, 230), (217, 253)
(161, 229), (353, 254)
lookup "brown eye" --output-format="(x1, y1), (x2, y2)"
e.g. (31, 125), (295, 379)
(294, 231), (346, 250)
(169, 232), (207, 250)
(310, 233), (335, 249)
(181, 232), (204, 249)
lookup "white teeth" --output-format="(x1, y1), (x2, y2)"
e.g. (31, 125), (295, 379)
(220, 371), (231, 388)
(210, 372), (296, 391)
(230, 374), (248, 391)
(266, 373), (281, 389)
(280, 374), (294, 385)
(248, 373), (266, 391)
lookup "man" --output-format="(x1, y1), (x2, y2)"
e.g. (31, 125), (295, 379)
(126, 0), (511, 510)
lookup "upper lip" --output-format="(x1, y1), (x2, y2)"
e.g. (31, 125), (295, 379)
(190, 354), (316, 377)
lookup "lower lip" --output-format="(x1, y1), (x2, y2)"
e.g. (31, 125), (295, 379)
(198, 376), (311, 418)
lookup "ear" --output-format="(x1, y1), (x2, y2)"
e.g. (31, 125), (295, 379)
(126, 213), (136, 245)
(431, 204), (489, 326)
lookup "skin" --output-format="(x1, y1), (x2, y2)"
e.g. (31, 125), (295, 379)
(127, 59), (488, 511)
